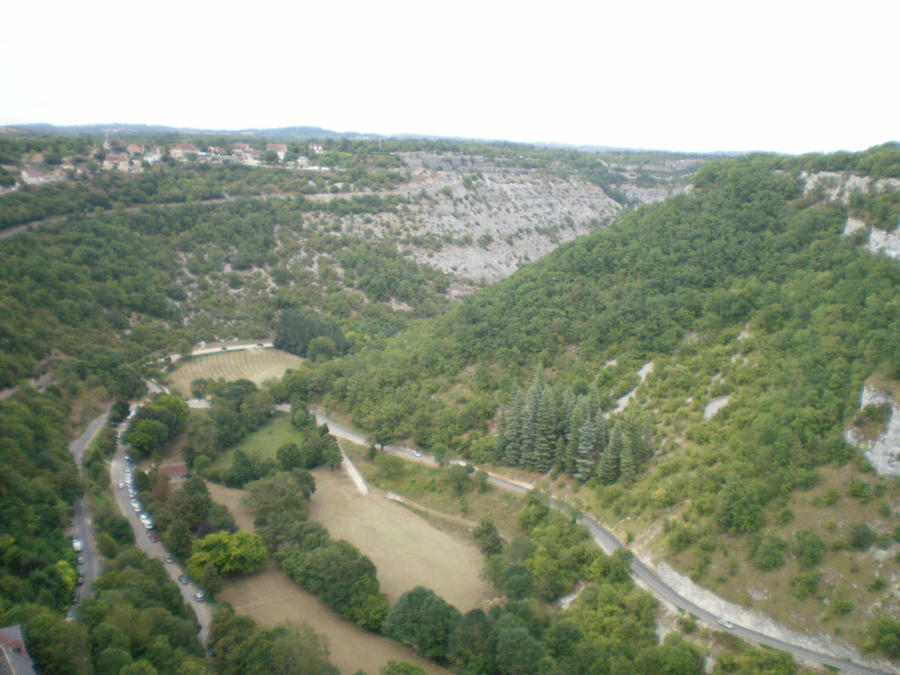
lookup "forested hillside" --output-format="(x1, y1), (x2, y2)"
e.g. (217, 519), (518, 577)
(2, 132), (899, 668)
(304, 145), (900, 653)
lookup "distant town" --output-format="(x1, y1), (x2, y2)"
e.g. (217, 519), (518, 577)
(16, 136), (330, 188)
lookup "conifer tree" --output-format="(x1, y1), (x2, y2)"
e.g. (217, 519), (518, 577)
(530, 384), (556, 472)
(574, 416), (597, 481)
(565, 399), (586, 475)
(620, 437), (637, 484)
(600, 424), (623, 484)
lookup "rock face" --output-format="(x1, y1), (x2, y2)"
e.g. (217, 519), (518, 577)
(845, 385), (900, 477)
(805, 171), (900, 263)
(338, 152), (695, 284)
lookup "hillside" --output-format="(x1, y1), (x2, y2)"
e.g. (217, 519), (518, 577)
(0, 135), (700, 392)
(307, 144), (900, 657)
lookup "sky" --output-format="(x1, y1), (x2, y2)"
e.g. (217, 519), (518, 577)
(1, 0), (897, 155)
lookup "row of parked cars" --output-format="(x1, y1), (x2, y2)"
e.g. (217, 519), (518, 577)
(120, 455), (160, 542)
(119, 448), (203, 602)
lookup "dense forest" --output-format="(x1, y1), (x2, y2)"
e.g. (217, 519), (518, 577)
(2, 134), (899, 671)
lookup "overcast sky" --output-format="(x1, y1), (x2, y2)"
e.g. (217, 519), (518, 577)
(1, 0), (896, 154)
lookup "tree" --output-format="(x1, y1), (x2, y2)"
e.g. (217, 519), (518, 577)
(277, 442), (303, 470)
(446, 464), (470, 494)
(793, 529), (825, 567)
(473, 519), (503, 556)
(492, 613), (547, 675)
(599, 424), (622, 484)
(574, 416), (596, 481)
(187, 531), (267, 579)
(383, 586), (462, 663)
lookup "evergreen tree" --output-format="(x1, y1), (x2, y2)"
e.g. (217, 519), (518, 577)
(530, 383), (556, 472)
(565, 399), (586, 475)
(574, 416), (596, 481)
(600, 424), (623, 484)
(620, 438), (637, 484)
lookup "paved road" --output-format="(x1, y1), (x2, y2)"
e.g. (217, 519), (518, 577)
(109, 416), (213, 645)
(68, 413), (108, 602)
(311, 411), (892, 675)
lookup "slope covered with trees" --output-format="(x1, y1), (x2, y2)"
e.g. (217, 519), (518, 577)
(305, 145), (900, 652)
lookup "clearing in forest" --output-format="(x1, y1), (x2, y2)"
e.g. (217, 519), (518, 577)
(167, 348), (302, 396)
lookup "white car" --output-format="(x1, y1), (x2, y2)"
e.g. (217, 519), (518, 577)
(72, 538), (83, 552)
(410, 450), (422, 457)
(718, 618), (734, 630)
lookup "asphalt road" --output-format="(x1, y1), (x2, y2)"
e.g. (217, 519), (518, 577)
(68, 413), (108, 602)
(311, 411), (892, 675)
(109, 416), (213, 645)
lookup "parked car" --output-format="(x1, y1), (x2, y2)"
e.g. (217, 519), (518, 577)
(194, 592), (205, 603)
(164, 555), (174, 564)
(72, 538), (82, 552)
(148, 532), (159, 543)
(718, 618), (734, 630)
(178, 575), (188, 585)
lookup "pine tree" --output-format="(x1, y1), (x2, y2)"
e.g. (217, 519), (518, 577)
(620, 437), (637, 484)
(574, 416), (597, 481)
(600, 424), (623, 484)
(593, 412), (608, 463)
(531, 384), (556, 472)
(565, 399), (586, 475)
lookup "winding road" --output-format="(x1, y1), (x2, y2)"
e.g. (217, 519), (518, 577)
(311, 410), (894, 675)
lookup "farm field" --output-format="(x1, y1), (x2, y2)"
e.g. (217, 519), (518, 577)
(167, 348), (302, 396)
(208, 482), (450, 675)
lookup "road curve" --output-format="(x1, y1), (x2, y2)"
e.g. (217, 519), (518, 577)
(310, 410), (893, 675)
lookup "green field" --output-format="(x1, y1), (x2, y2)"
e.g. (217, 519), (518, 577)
(167, 348), (303, 397)
(211, 413), (303, 471)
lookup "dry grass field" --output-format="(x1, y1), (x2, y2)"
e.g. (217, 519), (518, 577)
(207, 480), (460, 674)
(307, 467), (494, 610)
(167, 348), (303, 396)
(219, 561), (447, 675)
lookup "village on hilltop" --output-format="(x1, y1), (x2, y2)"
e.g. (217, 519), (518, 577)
(14, 136), (329, 188)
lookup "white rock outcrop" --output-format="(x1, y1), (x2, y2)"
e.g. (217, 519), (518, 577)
(845, 385), (900, 477)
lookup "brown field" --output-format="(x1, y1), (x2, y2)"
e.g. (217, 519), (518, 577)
(167, 348), (303, 396)
(219, 561), (447, 675)
(307, 467), (494, 610)
(207, 479), (466, 674)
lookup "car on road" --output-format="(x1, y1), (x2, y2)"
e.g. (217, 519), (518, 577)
(117, 482), (125, 489)
(77, 555), (85, 565)
(410, 450), (422, 457)
(148, 532), (159, 543)
(221, 346), (227, 351)
(76, 572), (85, 586)
(257, 343), (264, 347)
(194, 592), (205, 603)
(718, 618), (734, 629)
(164, 555), (174, 563)
(178, 575), (188, 585)
(72, 538), (82, 552)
